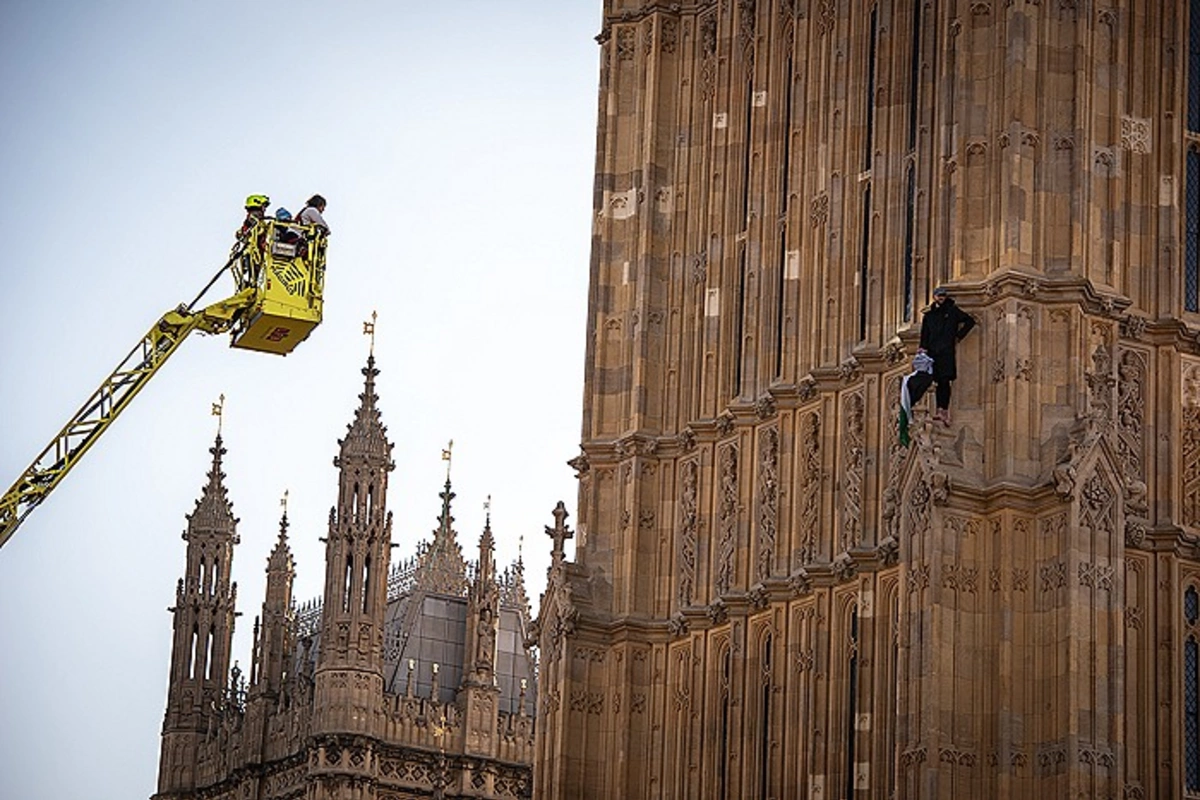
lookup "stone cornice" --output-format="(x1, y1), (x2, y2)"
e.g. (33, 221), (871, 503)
(597, 2), (719, 44)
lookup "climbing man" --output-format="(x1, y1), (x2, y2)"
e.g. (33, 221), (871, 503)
(913, 285), (976, 426)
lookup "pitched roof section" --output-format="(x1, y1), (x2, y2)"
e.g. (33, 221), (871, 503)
(266, 511), (293, 575)
(337, 354), (393, 467)
(185, 434), (238, 538)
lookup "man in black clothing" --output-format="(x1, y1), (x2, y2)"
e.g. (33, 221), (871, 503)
(911, 286), (977, 425)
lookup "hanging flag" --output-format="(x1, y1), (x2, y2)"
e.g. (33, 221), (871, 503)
(899, 352), (934, 447)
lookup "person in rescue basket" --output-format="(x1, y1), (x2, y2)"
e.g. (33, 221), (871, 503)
(297, 194), (330, 235)
(913, 285), (976, 426)
(238, 194), (270, 239)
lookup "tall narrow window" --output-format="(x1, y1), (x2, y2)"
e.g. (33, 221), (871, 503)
(198, 559), (206, 595)
(1190, 0), (1200, 132)
(717, 644), (732, 800)
(908, 0), (922, 150)
(903, 165), (916, 321)
(343, 554), (354, 613)
(212, 558), (220, 595)
(758, 633), (773, 797)
(1186, 586), (1200, 790)
(367, 483), (375, 525)
(352, 483), (360, 524)
(864, 6), (879, 170)
(189, 624), (199, 679)
(362, 555), (372, 614)
(845, 605), (860, 798)
(204, 627), (214, 681)
(1188, 147), (1200, 313)
(859, 186), (873, 340)
(734, 246), (748, 394)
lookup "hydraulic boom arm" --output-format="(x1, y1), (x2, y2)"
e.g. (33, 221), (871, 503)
(0, 287), (257, 549)
(0, 216), (327, 550)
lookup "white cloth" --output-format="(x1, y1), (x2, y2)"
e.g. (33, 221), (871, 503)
(298, 206), (329, 232)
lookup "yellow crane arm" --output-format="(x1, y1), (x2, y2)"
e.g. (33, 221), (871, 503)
(0, 287), (257, 549)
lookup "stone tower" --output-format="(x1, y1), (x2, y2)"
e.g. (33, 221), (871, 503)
(535, 1), (1200, 798)
(310, 352), (395, 796)
(153, 351), (538, 800)
(158, 435), (239, 796)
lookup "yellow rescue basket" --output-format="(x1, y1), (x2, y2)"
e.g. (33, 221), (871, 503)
(231, 219), (326, 355)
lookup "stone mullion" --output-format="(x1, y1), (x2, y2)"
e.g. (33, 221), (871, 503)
(934, 4), (962, 289)
(682, 21), (709, 429)
(1157, 3), (1181, 322)
(638, 15), (680, 436)
(1123, 554), (1149, 796)
(1122, 8), (1149, 309)
(869, 579), (899, 800)
(854, 575), (878, 799)
(669, 16), (697, 434)
(713, 11), (741, 408)
(758, 6), (791, 393)
(791, 12), (820, 380)
(779, 13), (808, 386)
(740, 4), (768, 400)
(811, 592), (832, 797)
(829, 5), (855, 364)
(816, 12), (841, 368)
(699, 12), (729, 418)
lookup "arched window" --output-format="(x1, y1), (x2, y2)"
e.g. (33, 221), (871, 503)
(211, 557), (220, 595)
(343, 553), (354, 613)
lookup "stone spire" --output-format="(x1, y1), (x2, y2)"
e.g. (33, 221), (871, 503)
(464, 510), (499, 685)
(459, 508), (502, 758)
(314, 349), (394, 745)
(187, 435), (237, 536)
(500, 535), (533, 630)
(251, 504), (294, 697)
(158, 433), (240, 796)
(414, 477), (470, 596)
(336, 354), (392, 466)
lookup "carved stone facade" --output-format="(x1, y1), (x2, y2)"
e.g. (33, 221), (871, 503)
(155, 357), (536, 800)
(536, 2), (1200, 798)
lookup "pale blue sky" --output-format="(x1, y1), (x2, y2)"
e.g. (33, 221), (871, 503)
(0, 2), (599, 797)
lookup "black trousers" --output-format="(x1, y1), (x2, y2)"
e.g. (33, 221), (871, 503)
(907, 372), (952, 410)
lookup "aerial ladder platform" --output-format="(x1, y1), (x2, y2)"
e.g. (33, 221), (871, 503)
(0, 215), (327, 549)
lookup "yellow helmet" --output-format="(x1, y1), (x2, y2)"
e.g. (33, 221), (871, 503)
(244, 194), (270, 210)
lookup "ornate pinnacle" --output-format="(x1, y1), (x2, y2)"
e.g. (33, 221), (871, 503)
(545, 501), (573, 563)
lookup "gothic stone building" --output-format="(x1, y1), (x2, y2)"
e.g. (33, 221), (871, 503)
(533, 1), (1200, 798)
(154, 356), (537, 799)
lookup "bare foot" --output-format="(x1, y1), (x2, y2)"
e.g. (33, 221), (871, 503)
(939, 409), (951, 427)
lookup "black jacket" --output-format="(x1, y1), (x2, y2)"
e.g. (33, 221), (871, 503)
(919, 297), (976, 380)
